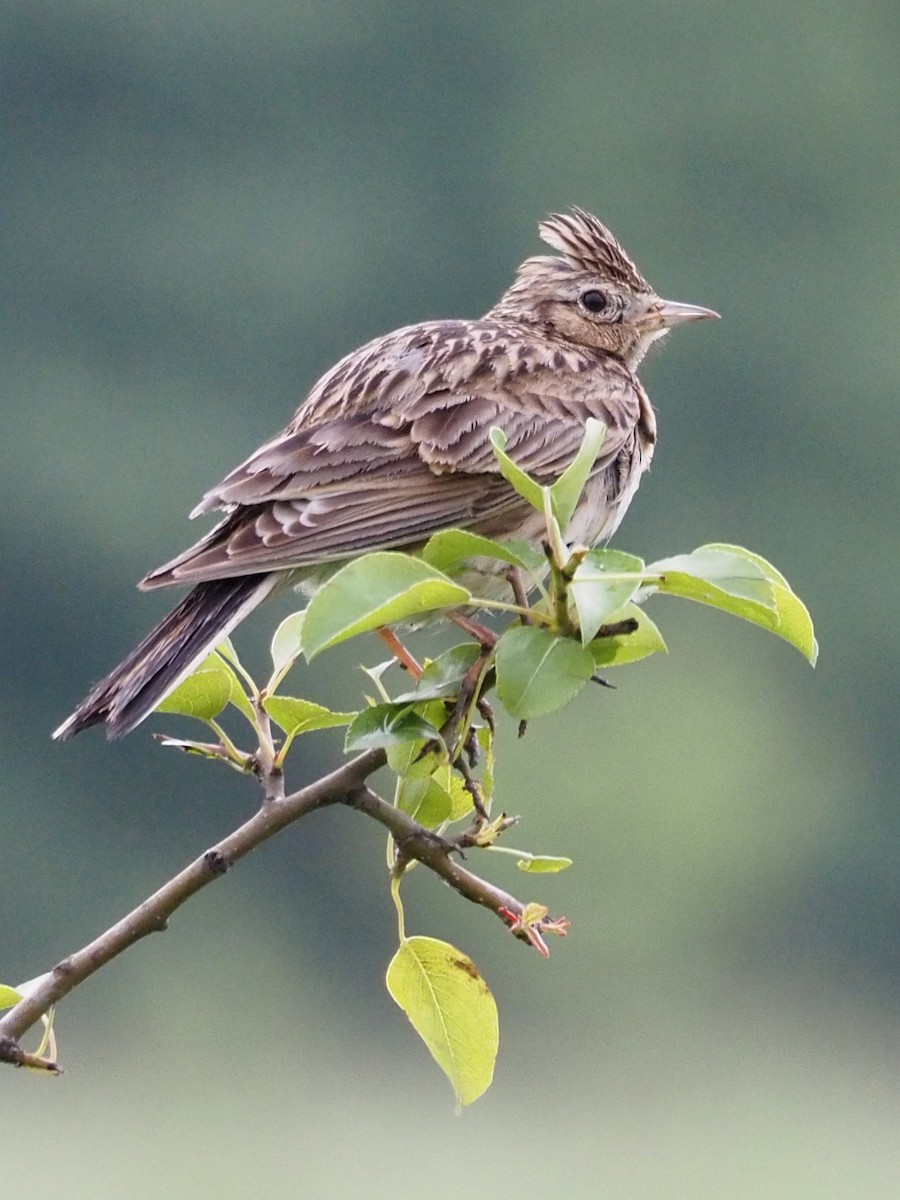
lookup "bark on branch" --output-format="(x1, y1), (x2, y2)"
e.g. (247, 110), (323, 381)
(0, 748), (385, 1066)
(0, 745), (549, 1072)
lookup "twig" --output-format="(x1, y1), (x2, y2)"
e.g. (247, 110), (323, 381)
(0, 748), (386, 1053)
(348, 786), (544, 942)
(0, 1038), (61, 1073)
(1, 741), (556, 1068)
(504, 565), (532, 617)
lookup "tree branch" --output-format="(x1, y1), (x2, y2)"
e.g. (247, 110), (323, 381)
(1, 743), (560, 1071)
(349, 786), (530, 927)
(0, 748), (386, 1062)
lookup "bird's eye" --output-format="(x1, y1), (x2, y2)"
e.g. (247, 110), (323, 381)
(579, 289), (608, 314)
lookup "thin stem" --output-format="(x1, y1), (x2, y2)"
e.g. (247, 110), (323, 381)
(204, 718), (245, 764)
(542, 492), (568, 569)
(504, 566), (533, 616)
(470, 597), (551, 622)
(484, 844), (532, 859)
(221, 647), (263, 701)
(390, 875), (407, 943)
(377, 627), (422, 677)
(349, 787), (534, 931)
(570, 572), (661, 585)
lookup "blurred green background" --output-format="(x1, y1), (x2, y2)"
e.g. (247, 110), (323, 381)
(3, 1), (899, 1195)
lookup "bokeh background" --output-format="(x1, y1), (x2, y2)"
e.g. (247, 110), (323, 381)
(3, 2), (899, 1195)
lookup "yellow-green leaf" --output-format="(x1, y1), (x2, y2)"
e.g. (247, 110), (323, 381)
(516, 854), (573, 873)
(476, 727), (495, 807)
(386, 936), (499, 1107)
(301, 553), (471, 659)
(0, 984), (23, 1009)
(701, 543), (818, 664)
(263, 695), (355, 736)
(445, 769), (475, 821)
(495, 625), (595, 719)
(212, 643), (256, 721)
(155, 656), (233, 720)
(570, 548), (645, 644)
(649, 546), (776, 612)
(396, 763), (474, 827)
(648, 544), (817, 665)
(395, 772), (453, 828)
(589, 603), (668, 668)
(421, 529), (532, 576)
(269, 611), (306, 677)
(762, 580), (818, 665)
(489, 427), (546, 513)
(550, 417), (607, 531)
(345, 703), (442, 753)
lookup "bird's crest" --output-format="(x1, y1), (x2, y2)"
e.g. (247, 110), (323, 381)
(539, 208), (650, 293)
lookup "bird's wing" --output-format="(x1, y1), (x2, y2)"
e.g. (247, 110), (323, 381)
(143, 320), (648, 587)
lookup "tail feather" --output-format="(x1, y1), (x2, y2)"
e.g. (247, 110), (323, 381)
(53, 574), (278, 741)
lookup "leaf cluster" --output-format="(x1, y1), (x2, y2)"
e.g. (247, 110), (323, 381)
(2, 422), (816, 1102)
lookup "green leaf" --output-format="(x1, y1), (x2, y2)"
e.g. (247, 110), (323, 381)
(570, 548), (646, 644)
(549, 418), (607, 531)
(495, 625), (596, 719)
(589, 603), (668, 668)
(263, 695), (355, 736)
(391, 726), (476, 825)
(757, 582), (818, 664)
(516, 854), (573, 873)
(476, 727), (495, 807)
(269, 612), (306, 678)
(701, 542), (790, 586)
(386, 936), (499, 1107)
(380, 707), (448, 787)
(388, 738), (443, 778)
(396, 770), (453, 828)
(649, 546), (776, 612)
(0, 984), (23, 1009)
(393, 644), (482, 703)
(489, 427), (547, 513)
(701, 544), (818, 664)
(500, 539), (550, 576)
(211, 643), (256, 722)
(383, 701), (449, 773)
(445, 769), (476, 821)
(301, 553), (471, 659)
(344, 703), (443, 753)
(397, 763), (474, 827)
(421, 529), (532, 576)
(490, 420), (607, 534)
(215, 637), (242, 670)
(648, 544), (817, 664)
(155, 655), (234, 720)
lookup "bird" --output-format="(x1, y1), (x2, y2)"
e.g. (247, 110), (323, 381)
(54, 207), (718, 741)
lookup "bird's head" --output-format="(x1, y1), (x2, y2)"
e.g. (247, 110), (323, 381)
(490, 208), (718, 369)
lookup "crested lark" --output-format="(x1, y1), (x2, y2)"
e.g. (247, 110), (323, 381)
(55, 208), (717, 740)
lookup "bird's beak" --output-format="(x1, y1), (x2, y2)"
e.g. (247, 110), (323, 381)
(655, 299), (720, 327)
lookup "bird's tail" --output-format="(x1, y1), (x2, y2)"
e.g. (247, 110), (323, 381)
(53, 574), (279, 741)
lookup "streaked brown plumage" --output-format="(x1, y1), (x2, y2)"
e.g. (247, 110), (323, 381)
(55, 208), (717, 740)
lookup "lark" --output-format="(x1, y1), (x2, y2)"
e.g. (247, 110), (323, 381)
(55, 208), (717, 740)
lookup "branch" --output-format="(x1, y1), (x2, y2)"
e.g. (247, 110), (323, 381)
(349, 787), (530, 926)
(1, 743), (559, 1071)
(0, 748), (386, 1062)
